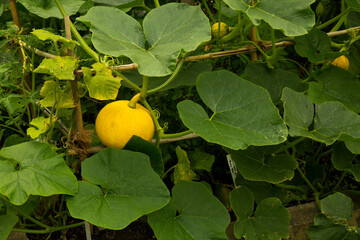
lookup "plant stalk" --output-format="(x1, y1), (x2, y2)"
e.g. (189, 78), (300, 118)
(53, 0), (99, 62)
(147, 55), (187, 94)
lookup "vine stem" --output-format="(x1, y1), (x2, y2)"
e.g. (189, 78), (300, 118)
(159, 130), (193, 139)
(0, 195), (51, 229)
(239, 41), (269, 60)
(273, 137), (305, 155)
(219, 18), (243, 44)
(317, 8), (351, 30)
(296, 167), (321, 210)
(141, 99), (163, 147)
(147, 54), (187, 94)
(296, 167), (318, 195)
(274, 183), (307, 193)
(140, 75), (149, 99)
(153, 0), (160, 8)
(64, 16), (84, 132)
(113, 70), (141, 92)
(12, 222), (85, 234)
(250, 0), (257, 61)
(332, 171), (347, 192)
(53, 0), (99, 62)
(202, 0), (215, 24)
(161, 165), (176, 179)
(0, 124), (27, 136)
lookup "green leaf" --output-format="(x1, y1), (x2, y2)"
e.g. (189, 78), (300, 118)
(40, 80), (76, 108)
(189, 149), (215, 172)
(0, 214), (19, 240)
(230, 186), (290, 240)
(282, 88), (360, 145)
(308, 66), (360, 113)
(122, 62), (212, 91)
(91, 0), (144, 10)
(82, 63), (122, 100)
(174, 146), (196, 184)
(225, 146), (297, 183)
(177, 70), (288, 150)
(244, 63), (308, 105)
(66, 148), (170, 229)
(345, 0), (360, 11)
(235, 174), (289, 204)
(294, 28), (341, 63)
(332, 142), (360, 181)
(321, 192), (354, 222)
(222, 0), (315, 36)
(34, 56), (77, 80)
(281, 87), (314, 138)
(345, 139), (360, 154)
(307, 213), (359, 240)
(124, 135), (163, 175)
(0, 94), (29, 115)
(148, 181), (230, 240)
(17, 0), (85, 19)
(26, 116), (52, 139)
(77, 3), (211, 77)
(31, 29), (78, 51)
(0, 142), (78, 205)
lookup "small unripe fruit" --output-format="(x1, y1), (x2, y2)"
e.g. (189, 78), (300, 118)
(331, 55), (349, 70)
(211, 22), (228, 39)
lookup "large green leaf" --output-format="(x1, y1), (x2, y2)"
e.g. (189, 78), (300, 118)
(294, 28), (341, 63)
(331, 143), (360, 182)
(0, 142), (78, 205)
(226, 146), (297, 183)
(230, 186), (290, 240)
(281, 87), (314, 138)
(66, 148), (170, 229)
(148, 181), (230, 240)
(17, 0), (85, 19)
(321, 192), (354, 222)
(34, 56), (78, 80)
(177, 70), (288, 150)
(0, 214), (19, 240)
(243, 63), (307, 105)
(82, 63), (122, 100)
(308, 66), (360, 113)
(222, 0), (315, 36)
(77, 3), (210, 76)
(282, 88), (360, 145)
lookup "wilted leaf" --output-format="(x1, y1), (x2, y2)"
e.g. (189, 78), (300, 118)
(34, 56), (77, 80)
(82, 63), (121, 100)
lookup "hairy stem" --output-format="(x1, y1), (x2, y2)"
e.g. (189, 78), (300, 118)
(147, 55), (187, 94)
(53, 0), (99, 62)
